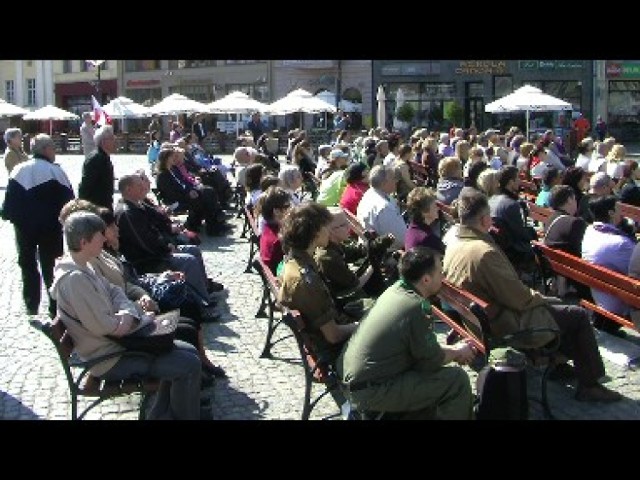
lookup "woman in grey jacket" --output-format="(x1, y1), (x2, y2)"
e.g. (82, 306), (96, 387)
(50, 211), (202, 420)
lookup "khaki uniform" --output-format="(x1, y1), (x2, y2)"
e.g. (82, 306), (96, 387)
(4, 146), (29, 174)
(315, 241), (374, 319)
(279, 249), (355, 363)
(337, 281), (473, 420)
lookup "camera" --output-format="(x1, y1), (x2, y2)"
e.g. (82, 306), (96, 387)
(364, 230), (395, 266)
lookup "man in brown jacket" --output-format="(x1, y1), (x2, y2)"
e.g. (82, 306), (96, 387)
(443, 187), (622, 403)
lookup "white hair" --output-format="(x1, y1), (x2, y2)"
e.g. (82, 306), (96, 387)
(93, 125), (114, 147)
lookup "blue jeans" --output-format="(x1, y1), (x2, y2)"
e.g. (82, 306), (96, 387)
(170, 245), (209, 301)
(101, 340), (202, 420)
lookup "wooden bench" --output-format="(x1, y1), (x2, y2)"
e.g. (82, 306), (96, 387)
(437, 279), (561, 419)
(251, 256), (347, 420)
(341, 206), (366, 241)
(29, 317), (159, 420)
(619, 201), (640, 224)
(533, 241), (640, 331)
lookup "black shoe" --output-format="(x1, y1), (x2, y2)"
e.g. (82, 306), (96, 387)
(446, 329), (462, 345)
(207, 278), (225, 293)
(201, 373), (215, 389)
(548, 362), (576, 382)
(203, 364), (227, 379)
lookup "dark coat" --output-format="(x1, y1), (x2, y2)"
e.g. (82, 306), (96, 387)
(78, 147), (114, 210)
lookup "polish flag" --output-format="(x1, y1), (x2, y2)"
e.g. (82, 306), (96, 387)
(91, 95), (111, 127)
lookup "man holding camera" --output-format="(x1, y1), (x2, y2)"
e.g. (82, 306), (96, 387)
(315, 208), (374, 318)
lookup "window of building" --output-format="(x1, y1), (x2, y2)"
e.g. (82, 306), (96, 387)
(62, 60), (72, 73)
(126, 88), (163, 107)
(5, 80), (15, 104)
(168, 60), (216, 69)
(100, 61), (108, 70)
(168, 84), (211, 103)
(124, 60), (161, 72)
(26, 78), (36, 106)
(224, 60), (261, 65)
(226, 83), (269, 102)
(80, 61), (89, 72)
(608, 80), (640, 141)
(382, 82), (456, 130)
(493, 75), (513, 99)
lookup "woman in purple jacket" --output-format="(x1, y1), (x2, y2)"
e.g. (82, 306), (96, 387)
(404, 187), (445, 254)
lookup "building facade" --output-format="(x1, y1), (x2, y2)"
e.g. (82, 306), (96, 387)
(599, 60), (640, 141)
(372, 60), (593, 137)
(271, 60), (372, 130)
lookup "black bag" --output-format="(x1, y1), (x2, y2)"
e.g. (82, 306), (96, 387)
(136, 275), (189, 310)
(475, 353), (529, 420)
(108, 310), (179, 355)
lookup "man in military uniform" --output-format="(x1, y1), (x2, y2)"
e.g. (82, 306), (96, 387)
(279, 203), (358, 364)
(337, 247), (476, 419)
(315, 207), (374, 318)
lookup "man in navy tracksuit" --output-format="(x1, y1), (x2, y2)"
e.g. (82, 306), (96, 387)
(2, 134), (75, 316)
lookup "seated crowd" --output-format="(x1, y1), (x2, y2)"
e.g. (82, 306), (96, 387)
(6, 120), (637, 420)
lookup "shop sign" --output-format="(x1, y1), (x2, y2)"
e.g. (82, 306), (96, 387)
(606, 62), (640, 78)
(455, 61), (508, 75)
(519, 60), (585, 70)
(279, 60), (335, 69)
(126, 79), (160, 88)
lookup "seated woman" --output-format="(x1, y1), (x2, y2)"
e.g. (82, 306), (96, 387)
(59, 199), (226, 378)
(256, 186), (291, 275)
(404, 187), (445, 254)
(317, 149), (349, 206)
(278, 165), (304, 206)
(394, 144), (417, 202)
(244, 163), (265, 209)
(279, 203), (358, 364)
(339, 162), (369, 215)
(50, 211), (202, 419)
(155, 146), (226, 236)
(436, 157), (464, 205)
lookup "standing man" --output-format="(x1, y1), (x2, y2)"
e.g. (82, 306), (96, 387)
(338, 247), (476, 419)
(595, 115), (607, 142)
(79, 112), (96, 159)
(192, 114), (207, 145)
(246, 112), (265, 144)
(148, 115), (163, 142)
(573, 113), (591, 144)
(2, 134), (75, 316)
(78, 125), (116, 211)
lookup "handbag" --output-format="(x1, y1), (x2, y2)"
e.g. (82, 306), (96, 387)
(136, 274), (189, 310)
(475, 349), (529, 420)
(107, 310), (180, 355)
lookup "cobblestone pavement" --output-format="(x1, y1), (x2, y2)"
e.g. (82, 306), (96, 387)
(1, 154), (640, 420)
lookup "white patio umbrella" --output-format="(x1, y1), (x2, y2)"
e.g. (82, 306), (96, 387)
(0, 98), (29, 117)
(207, 91), (269, 136)
(314, 91), (361, 112)
(148, 93), (210, 115)
(23, 105), (79, 135)
(266, 88), (336, 130)
(103, 96), (150, 119)
(376, 85), (386, 129)
(485, 84), (573, 140)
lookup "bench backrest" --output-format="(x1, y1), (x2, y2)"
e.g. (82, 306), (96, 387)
(526, 202), (553, 224)
(619, 202), (640, 224)
(533, 240), (640, 310)
(244, 205), (260, 238)
(341, 206), (366, 240)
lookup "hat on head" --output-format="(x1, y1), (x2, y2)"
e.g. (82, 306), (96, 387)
(330, 149), (349, 160)
(589, 172), (612, 192)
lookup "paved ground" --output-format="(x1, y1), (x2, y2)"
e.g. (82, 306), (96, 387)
(1, 154), (640, 420)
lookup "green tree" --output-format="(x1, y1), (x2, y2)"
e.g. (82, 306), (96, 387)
(396, 102), (416, 124)
(444, 101), (464, 127)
